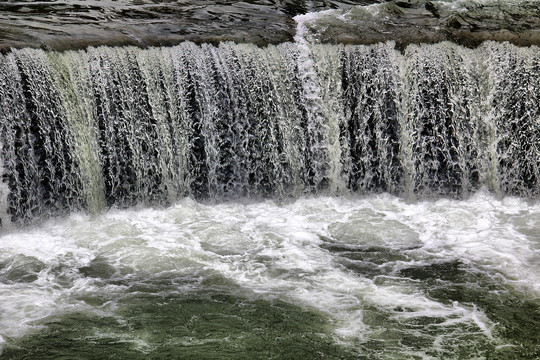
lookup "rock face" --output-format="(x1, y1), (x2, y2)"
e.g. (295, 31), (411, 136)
(0, 0), (539, 51)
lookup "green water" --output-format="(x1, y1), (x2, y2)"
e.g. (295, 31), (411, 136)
(3, 288), (357, 359)
(1, 195), (539, 359)
(3, 275), (539, 359)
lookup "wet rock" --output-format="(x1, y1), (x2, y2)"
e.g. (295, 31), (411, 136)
(0, 1), (539, 51)
(298, 1), (540, 49)
(0, 0), (372, 51)
(0, 0), (297, 51)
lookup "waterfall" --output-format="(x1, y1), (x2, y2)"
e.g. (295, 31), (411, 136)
(0, 41), (539, 225)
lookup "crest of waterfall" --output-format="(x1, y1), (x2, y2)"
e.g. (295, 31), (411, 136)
(0, 41), (539, 225)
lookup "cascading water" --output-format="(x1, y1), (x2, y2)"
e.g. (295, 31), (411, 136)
(0, 41), (539, 226)
(1, 22), (540, 359)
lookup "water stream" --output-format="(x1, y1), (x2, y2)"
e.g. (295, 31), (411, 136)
(0, 9), (539, 359)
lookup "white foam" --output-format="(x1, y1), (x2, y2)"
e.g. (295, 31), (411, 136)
(1, 193), (538, 352)
(293, 10), (337, 45)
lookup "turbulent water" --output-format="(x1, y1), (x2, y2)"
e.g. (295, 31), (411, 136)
(1, 41), (539, 226)
(0, 194), (539, 358)
(293, 0), (540, 48)
(1, 14), (540, 359)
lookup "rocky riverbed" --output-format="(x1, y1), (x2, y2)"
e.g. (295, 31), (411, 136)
(0, 0), (373, 51)
(1, 0), (539, 51)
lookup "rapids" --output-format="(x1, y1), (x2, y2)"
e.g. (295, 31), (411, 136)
(0, 193), (539, 358)
(1, 2), (539, 358)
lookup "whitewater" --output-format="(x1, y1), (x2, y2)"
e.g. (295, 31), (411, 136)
(0, 8), (539, 358)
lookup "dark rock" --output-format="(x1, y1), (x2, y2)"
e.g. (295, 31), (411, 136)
(0, 0), (310, 51)
(425, 2), (440, 18)
(0, 1), (539, 50)
(296, 0), (540, 48)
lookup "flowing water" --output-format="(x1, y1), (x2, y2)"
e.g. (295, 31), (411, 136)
(0, 17), (540, 359)
(0, 194), (539, 359)
(2, 0), (540, 50)
(0, 0), (379, 49)
(1, 41), (539, 225)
